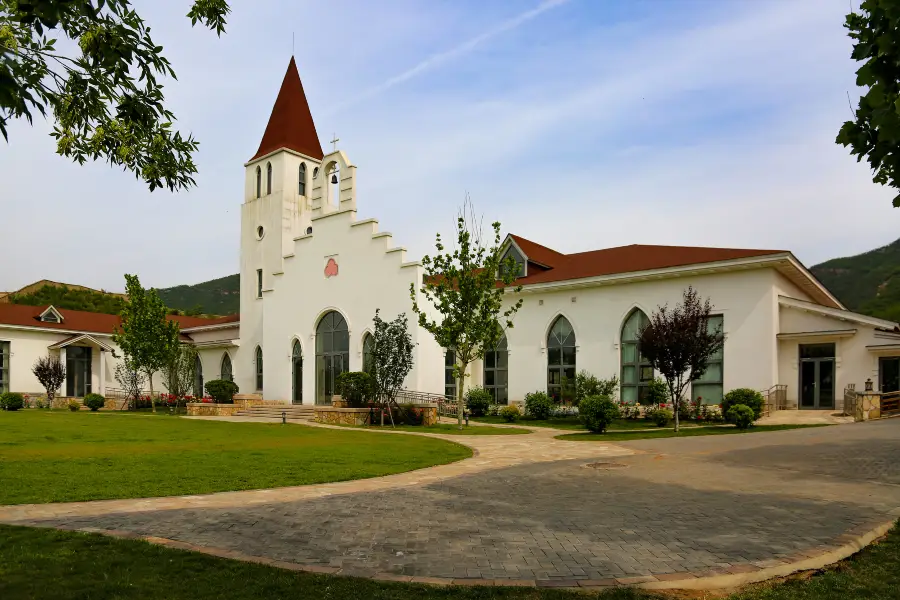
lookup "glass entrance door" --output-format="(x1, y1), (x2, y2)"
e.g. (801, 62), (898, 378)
(799, 343), (835, 410)
(880, 357), (900, 393)
(66, 346), (92, 397)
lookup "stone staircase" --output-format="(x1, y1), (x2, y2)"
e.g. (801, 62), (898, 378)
(233, 404), (316, 421)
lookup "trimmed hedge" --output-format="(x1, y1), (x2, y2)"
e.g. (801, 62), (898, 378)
(722, 388), (764, 422)
(83, 393), (106, 412)
(499, 404), (521, 423)
(465, 387), (492, 417)
(204, 379), (239, 404)
(0, 392), (25, 411)
(336, 371), (374, 407)
(727, 404), (755, 430)
(578, 395), (620, 433)
(524, 391), (553, 420)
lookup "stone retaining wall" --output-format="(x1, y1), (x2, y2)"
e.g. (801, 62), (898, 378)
(186, 403), (241, 417)
(315, 405), (439, 426)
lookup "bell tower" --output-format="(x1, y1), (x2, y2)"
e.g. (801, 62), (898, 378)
(240, 58), (325, 351)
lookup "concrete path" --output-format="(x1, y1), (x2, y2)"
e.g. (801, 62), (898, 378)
(2, 418), (899, 591)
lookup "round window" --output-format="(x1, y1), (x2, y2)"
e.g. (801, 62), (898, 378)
(256, 226), (264, 239)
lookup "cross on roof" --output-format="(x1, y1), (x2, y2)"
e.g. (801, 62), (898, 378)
(330, 134), (339, 152)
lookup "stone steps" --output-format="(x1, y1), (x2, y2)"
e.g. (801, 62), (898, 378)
(234, 405), (316, 420)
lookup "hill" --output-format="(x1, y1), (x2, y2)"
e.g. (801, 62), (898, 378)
(810, 237), (900, 323)
(157, 274), (240, 316)
(5, 283), (128, 315)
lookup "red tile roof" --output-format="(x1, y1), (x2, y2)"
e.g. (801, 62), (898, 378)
(250, 57), (324, 162)
(508, 234), (787, 286)
(0, 304), (239, 335)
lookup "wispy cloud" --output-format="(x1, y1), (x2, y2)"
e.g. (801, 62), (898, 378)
(325, 0), (573, 115)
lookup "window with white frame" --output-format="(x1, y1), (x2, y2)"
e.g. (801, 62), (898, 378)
(0, 341), (9, 393)
(691, 315), (724, 405)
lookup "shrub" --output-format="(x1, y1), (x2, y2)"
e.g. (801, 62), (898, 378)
(487, 404), (502, 417)
(335, 371), (374, 407)
(578, 395), (620, 433)
(499, 404), (521, 423)
(575, 371), (619, 405)
(67, 399), (80, 412)
(722, 388), (764, 421)
(646, 378), (669, 405)
(524, 391), (554, 420)
(465, 387), (493, 417)
(0, 392), (25, 411)
(204, 379), (239, 404)
(651, 407), (673, 427)
(697, 404), (725, 423)
(83, 393), (105, 412)
(727, 404), (755, 430)
(551, 404), (578, 418)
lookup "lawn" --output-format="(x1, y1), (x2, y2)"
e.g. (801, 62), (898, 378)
(334, 422), (531, 435)
(1, 521), (898, 599)
(557, 423), (830, 441)
(0, 411), (471, 505)
(472, 415), (702, 431)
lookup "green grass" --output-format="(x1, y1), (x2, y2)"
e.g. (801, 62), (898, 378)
(336, 422), (531, 435)
(0, 411), (471, 505)
(556, 424), (830, 441)
(1, 521), (899, 599)
(472, 415), (702, 431)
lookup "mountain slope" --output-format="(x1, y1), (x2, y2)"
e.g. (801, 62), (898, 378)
(810, 237), (900, 322)
(157, 274), (240, 316)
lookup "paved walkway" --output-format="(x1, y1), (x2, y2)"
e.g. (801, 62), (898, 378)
(2, 418), (899, 590)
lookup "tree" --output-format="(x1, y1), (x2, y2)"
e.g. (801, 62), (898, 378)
(411, 203), (523, 428)
(31, 354), (66, 409)
(161, 343), (197, 400)
(637, 287), (725, 432)
(369, 310), (414, 425)
(0, 0), (230, 191)
(112, 274), (180, 412)
(114, 361), (144, 409)
(837, 0), (900, 208)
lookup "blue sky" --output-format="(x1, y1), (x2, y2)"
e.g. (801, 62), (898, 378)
(1, 0), (898, 292)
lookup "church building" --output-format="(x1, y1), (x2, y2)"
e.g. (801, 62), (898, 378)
(1, 58), (899, 410)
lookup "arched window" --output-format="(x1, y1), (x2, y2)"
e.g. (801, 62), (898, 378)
(306, 226), (313, 235)
(316, 311), (349, 405)
(255, 346), (263, 391)
(621, 309), (651, 404)
(266, 162), (272, 195)
(194, 355), (203, 398)
(292, 340), (303, 404)
(255, 166), (261, 199)
(298, 163), (307, 196)
(444, 349), (457, 400)
(362, 332), (374, 374)
(547, 316), (576, 403)
(483, 335), (508, 404)
(220, 353), (233, 382)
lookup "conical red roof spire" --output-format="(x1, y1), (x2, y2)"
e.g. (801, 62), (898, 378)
(250, 57), (324, 161)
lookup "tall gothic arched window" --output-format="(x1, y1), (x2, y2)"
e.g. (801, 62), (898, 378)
(255, 346), (263, 391)
(255, 166), (261, 199)
(547, 316), (576, 403)
(362, 332), (374, 374)
(298, 163), (307, 196)
(220, 353), (233, 382)
(483, 335), (508, 404)
(266, 162), (273, 195)
(292, 340), (303, 404)
(194, 355), (203, 398)
(621, 309), (652, 404)
(316, 311), (349, 405)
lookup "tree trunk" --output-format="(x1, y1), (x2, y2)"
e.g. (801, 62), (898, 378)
(147, 370), (156, 413)
(457, 361), (467, 430)
(673, 398), (680, 433)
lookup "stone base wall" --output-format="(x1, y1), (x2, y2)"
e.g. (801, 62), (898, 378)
(186, 403), (241, 417)
(315, 405), (439, 426)
(315, 407), (371, 425)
